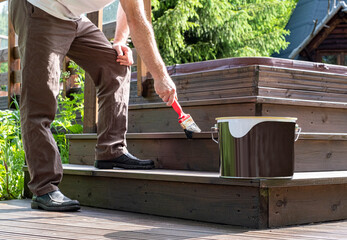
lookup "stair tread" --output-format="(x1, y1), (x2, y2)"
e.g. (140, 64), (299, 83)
(66, 132), (347, 140)
(60, 164), (347, 188)
(61, 164), (257, 187)
(128, 96), (347, 110)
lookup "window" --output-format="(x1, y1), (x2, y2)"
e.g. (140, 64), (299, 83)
(321, 55), (338, 65)
(317, 52), (347, 66)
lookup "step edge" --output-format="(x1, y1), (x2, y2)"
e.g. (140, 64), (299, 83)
(23, 165), (347, 188)
(128, 96), (347, 110)
(129, 96), (257, 109)
(260, 170), (347, 188)
(66, 132), (347, 141)
(57, 165), (259, 187)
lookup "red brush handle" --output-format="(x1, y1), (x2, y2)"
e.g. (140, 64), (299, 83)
(172, 99), (185, 119)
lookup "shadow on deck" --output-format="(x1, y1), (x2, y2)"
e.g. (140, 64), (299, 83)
(1, 199), (347, 240)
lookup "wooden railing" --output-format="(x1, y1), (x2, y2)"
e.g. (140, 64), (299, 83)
(2, 0), (152, 133)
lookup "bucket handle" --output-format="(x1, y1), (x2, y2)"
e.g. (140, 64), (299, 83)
(211, 125), (218, 144)
(295, 124), (301, 142)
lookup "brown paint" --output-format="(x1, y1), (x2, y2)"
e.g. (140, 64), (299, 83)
(220, 121), (295, 178)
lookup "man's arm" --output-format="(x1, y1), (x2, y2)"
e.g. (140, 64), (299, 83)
(119, 0), (176, 106)
(113, 4), (133, 66)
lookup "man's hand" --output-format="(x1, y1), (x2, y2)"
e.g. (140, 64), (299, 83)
(154, 76), (176, 106)
(113, 43), (134, 66)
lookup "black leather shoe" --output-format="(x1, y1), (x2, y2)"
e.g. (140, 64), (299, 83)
(94, 153), (155, 169)
(31, 190), (80, 212)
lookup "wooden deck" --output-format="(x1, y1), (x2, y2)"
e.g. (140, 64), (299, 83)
(1, 200), (347, 240)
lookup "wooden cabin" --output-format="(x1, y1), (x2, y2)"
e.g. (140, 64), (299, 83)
(2, 0), (347, 229)
(275, 0), (347, 65)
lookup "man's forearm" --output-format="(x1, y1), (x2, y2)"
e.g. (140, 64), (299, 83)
(114, 3), (130, 45)
(119, 0), (169, 81)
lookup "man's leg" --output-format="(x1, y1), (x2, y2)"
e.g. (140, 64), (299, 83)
(10, 0), (79, 211)
(67, 17), (154, 169)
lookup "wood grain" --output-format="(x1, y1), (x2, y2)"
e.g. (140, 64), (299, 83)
(59, 174), (264, 228)
(4, 199), (347, 239)
(261, 103), (347, 133)
(128, 102), (256, 133)
(83, 11), (103, 133)
(268, 184), (347, 228)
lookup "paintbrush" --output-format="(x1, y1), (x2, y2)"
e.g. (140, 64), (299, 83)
(171, 98), (201, 139)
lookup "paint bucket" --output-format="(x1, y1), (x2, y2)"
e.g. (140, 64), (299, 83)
(211, 117), (300, 178)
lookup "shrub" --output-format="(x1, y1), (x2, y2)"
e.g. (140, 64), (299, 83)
(0, 61), (85, 199)
(0, 101), (25, 200)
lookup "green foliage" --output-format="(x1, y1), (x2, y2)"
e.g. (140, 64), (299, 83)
(151, 0), (298, 65)
(0, 100), (25, 200)
(0, 61), (85, 199)
(52, 61), (85, 164)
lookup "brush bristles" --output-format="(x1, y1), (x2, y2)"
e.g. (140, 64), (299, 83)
(180, 116), (201, 133)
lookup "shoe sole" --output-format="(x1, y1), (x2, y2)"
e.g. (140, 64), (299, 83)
(94, 160), (154, 170)
(31, 201), (80, 212)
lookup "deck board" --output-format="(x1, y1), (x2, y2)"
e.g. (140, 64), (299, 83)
(1, 200), (347, 240)
(61, 164), (347, 187)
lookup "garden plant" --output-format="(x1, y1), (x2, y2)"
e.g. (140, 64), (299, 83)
(0, 61), (85, 200)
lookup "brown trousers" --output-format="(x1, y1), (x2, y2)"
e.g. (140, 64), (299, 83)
(10, 0), (130, 196)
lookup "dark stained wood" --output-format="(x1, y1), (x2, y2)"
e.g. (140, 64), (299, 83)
(83, 73), (98, 133)
(136, 0), (152, 96)
(5, 199), (347, 239)
(7, 16), (16, 108)
(130, 66), (258, 104)
(59, 173), (263, 228)
(130, 64), (347, 105)
(0, 47), (19, 63)
(295, 138), (347, 172)
(102, 21), (116, 40)
(261, 103), (347, 133)
(22, 164), (347, 228)
(259, 87), (347, 103)
(69, 133), (220, 171)
(306, 14), (343, 53)
(128, 102), (256, 132)
(67, 131), (347, 172)
(59, 165), (259, 187)
(0, 96), (7, 110)
(83, 11), (103, 133)
(260, 171), (347, 188)
(258, 68), (347, 94)
(268, 184), (347, 228)
(0, 72), (7, 85)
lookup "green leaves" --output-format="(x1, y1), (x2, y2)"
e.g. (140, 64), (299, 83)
(0, 61), (86, 199)
(151, 0), (297, 65)
(0, 106), (25, 200)
(52, 61), (85, 164)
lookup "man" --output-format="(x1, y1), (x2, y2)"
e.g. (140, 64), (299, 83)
(9, 0), (177, 211)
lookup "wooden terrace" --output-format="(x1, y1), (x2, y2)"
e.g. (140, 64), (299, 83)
(1, 199), (347, 240)
(2, 0), (347, 233)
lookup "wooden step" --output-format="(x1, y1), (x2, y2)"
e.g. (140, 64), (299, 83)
(130, 58), (347, 105)
(127, 96), (347, 133)
(23, 165), (347, 228)
(67, 132), (347, 172)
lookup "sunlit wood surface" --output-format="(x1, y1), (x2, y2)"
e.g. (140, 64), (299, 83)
(1, 199), (347, 240)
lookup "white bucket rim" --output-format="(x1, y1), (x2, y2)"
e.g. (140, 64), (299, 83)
(215, 117), (297, 138)
(216, 116), (297, 123)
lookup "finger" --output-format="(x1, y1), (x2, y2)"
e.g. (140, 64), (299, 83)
(118, 61), (131, 66)
(114, 45), (124, 56)
(162, 94), (169, 103)
(124, 51), (134, 65)
(167, 92), (175, 106)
